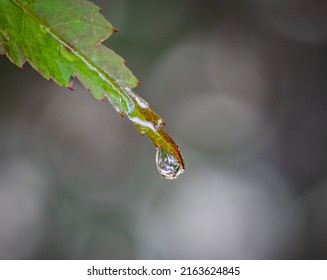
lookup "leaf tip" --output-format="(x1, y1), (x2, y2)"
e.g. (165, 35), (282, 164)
(68, 83), (74, 91)
(67, 76), (74, 91)
(113, 27), (119, 33)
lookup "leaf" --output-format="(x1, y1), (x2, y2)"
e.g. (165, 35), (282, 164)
(0, 0), (185, 178)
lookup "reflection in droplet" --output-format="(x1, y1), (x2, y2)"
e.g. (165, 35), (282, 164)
(156, 147), (184, 179)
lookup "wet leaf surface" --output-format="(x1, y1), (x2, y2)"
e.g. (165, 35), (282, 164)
(0, 0), (185, 178)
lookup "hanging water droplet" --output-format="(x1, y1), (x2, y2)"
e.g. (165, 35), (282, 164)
(155, 147), (184, 179)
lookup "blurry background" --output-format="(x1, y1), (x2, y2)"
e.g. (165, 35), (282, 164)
(0, 0), (327, 259)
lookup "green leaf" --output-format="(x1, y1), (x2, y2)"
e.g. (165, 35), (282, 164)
(0, 0), (185, 178)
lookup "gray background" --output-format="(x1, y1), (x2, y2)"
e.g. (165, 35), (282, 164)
(0, 0), (327, 259)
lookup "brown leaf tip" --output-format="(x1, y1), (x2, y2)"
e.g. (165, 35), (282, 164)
(68, 82), (74, 91)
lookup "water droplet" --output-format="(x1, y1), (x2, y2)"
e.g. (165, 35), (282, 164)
(129, 116), (157, 132)
(105, 93), (124, 114)
(134, 95), (149, 109)
(124, 87), (149, 109)
(156, 147), (184, 179)
(156, 119), (165, 129)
